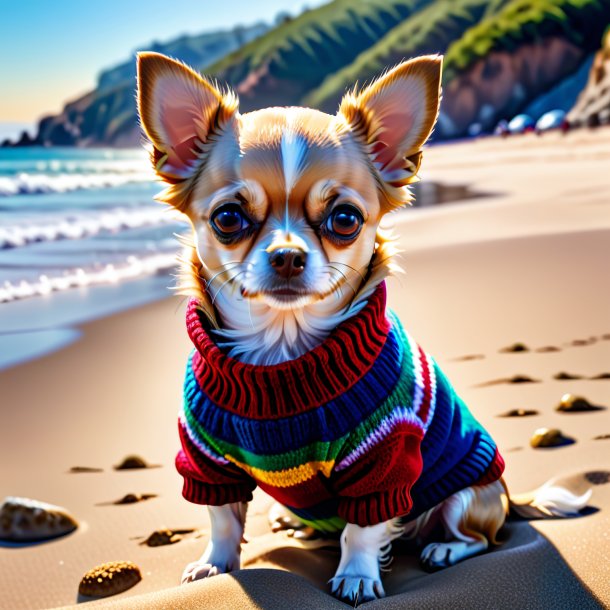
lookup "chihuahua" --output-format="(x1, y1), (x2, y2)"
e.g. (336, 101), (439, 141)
(136, 52), (590, 605)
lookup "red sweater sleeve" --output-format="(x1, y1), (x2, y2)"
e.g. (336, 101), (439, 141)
(332, 426), (424, 526)
(176, 421), (256, 506)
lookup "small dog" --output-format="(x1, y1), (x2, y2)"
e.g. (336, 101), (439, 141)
(136, 52), (590, 605)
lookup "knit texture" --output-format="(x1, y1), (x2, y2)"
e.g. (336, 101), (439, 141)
(177, 283), (505, 531)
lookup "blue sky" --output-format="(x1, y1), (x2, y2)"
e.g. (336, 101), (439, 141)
(0, 0), (324, 136)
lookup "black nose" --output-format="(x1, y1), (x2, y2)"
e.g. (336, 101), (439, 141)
(268, 248), (307, 279)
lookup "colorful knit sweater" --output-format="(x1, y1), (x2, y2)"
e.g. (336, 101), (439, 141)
(176, 283), (504, 532)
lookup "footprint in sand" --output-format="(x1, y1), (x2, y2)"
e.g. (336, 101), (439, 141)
(136, 528), (198, 547)
(498, 409), (539, 418)
(68, 466), (104, 473)
(114, 455), (161, 470)
(584, 471), (610, 485)
(476, 375), (540, 387)
(591, 372), (610, 380)
(96, 493), (158, 506)
(451, 354), (485, 362)
(499, 342), (529, 353)
(567, 338), (597, 347)
(553, 372), (584, 380)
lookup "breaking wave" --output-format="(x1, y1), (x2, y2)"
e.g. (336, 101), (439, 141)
(0, 171), (154, 196)
(0, 207), (179, 249)
(0, 253), (178, 303)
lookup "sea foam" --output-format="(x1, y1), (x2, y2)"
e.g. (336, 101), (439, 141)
(0, 171), (153, 196)
(0, 207), (178, 249)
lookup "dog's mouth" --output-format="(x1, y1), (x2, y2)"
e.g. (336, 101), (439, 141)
(240, 281), (324, 309)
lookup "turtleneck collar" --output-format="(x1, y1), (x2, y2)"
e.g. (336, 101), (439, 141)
(186, 282), (390, 419)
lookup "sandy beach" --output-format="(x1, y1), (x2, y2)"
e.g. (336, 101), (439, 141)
(1, 129), (609, 609)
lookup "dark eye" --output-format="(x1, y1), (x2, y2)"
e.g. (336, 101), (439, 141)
(325, 204), (363, 241)
(210, 204), (252, 240)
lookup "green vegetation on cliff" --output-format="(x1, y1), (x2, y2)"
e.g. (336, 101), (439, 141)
(27, 0), (610, 146)
(207, 0), (432, 109)
(304, 0), (502, 111)
(444, 0), (610, 81)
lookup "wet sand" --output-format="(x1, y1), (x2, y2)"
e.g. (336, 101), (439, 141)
(1, 128), (609, 609)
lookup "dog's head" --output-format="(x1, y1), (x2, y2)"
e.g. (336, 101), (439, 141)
(137, 52), (441, 317)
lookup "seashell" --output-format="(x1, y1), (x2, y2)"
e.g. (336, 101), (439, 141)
(499, 409), (539, 418)
(114, 455), (159, 470)
(500, 342), (529, 353)
(530, 428), (575, 448)
(78, 561), (141, 597)
(556, 393), (605, 412)
(0, 496), (78, 542)
(140, 528), (194, 547)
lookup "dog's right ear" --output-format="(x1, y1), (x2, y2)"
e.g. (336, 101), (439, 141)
(136, 52), (238, 184)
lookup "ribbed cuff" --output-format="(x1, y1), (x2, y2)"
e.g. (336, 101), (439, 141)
(182, 478), (254, 506)
(475, 447), (505, 486)
(338, 487), (413, 526)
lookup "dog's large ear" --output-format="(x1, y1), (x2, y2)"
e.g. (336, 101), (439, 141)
(136, 52), (238, 184)
(338, 55), (442, 192)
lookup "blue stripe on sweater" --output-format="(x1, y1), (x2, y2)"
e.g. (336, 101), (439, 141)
(183, 325), (404, 455)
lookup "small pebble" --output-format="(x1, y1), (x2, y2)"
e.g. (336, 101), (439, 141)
(500, 343), (529, 353)
(79, 561), (141, 597)
(553, 372), (583, 380)
(114, 455), (158, 470)
(499, 409), (539, 418)
(140, 528), (194, 547)
(0, 497), (78, 542)
(585, 471), (610, 485)
(556, 393), (605, 413)
(530, 428), (575, 448)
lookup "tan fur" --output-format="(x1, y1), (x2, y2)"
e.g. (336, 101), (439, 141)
(136, 53), (592, 604)
(460, 479), (510, 545)
(136, 53), (440, 329)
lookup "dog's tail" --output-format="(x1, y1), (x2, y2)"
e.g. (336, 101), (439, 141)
(508, 475), (592, 519)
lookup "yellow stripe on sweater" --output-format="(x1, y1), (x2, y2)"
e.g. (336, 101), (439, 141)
(226, 456), (334, 487)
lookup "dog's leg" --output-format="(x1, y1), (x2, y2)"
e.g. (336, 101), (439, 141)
(420, 480), (508, 571)
(268, 502), (306, 531)
(181, 502), (247, 584)
(329, 519), (403, 605)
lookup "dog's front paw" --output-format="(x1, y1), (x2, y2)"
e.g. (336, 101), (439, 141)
(329, 575), (385, 605)
(181, 542), (240, 584)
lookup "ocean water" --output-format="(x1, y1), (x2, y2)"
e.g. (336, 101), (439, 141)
(0, 147), (187, 369)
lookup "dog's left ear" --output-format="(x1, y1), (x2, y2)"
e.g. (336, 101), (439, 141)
(338, 55), (442, 190)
